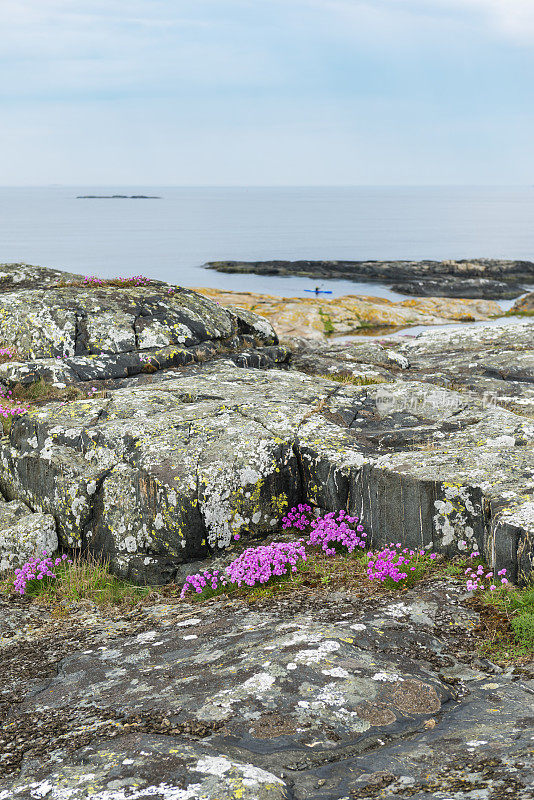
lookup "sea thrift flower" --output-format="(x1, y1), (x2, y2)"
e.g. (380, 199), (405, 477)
(307, 510), (366, 555)
(366, 543), (437, 584)
(83, 275), (151, 287)
(14, 553), (70, 595)
(282, 503), (313, 531)
(0, 403), (29, 419)
(0, 348), (17, 359)
(180, 540), (307, 598)
(464, 560), (509, 593)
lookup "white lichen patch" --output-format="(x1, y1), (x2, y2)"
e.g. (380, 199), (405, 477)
(0, 509), (57, 573)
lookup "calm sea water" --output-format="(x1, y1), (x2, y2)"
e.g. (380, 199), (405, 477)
(1, 186), (533, 300)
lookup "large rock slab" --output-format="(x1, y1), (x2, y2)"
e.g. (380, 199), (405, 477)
(2, 584), (533, 799)
(397, 320), (534, 417)
(0, 363), (532, 583)
(0, 284), (284, 386)
(289, 319), (534, 416)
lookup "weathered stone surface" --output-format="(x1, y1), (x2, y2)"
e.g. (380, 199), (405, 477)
(1, 584), (533, 799)
(0, 285), (283, 386)
(513, 291), (534, 313)
(0, 497), (57, 573)
(0, 285), (271, 358)
(196, 287), (502, 340)
(288, 338), (409, 383)
(206, 258), (533, 298)
(396, 320), (534, 417)
(0, 262), (85, 293)
(5, 736), (287, 800)
(0, 361), (532, 583)
(288, 319), (534, 417)
(390, 275), (525, 299)
(0, 344), (291, 388)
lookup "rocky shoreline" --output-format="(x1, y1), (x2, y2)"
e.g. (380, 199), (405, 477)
(0, 263), (532, 799)
(195, 287), (504, 340)
(0, 266), (529, 585)
(206, 258), (534, 299)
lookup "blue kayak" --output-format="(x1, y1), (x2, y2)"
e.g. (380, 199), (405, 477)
(304, 289), (333, 294)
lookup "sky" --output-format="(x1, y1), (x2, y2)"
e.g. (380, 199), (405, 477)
(0, 0), (533, 185)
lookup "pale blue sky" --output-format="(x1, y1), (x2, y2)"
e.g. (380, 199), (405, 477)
(1, 0), (533, 185)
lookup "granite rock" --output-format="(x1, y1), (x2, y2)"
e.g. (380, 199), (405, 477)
(0, 497), (57, 573)
(0, 284), (283, 386)
(2, 584), (533, 799)
(0, 362), (532, 584)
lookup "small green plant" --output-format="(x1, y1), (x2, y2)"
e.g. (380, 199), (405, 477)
(3, 551), (151, 607)
(321, 373), (387, 386)
(511, 612), (534, 647)
(318, 307), (335, 335)
(504, 309), (534, 318)
(468, 580), (534, 662)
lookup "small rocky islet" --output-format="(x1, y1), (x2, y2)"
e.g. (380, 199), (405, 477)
(206, 258), (534, 300)
(0, 261), (533, 800)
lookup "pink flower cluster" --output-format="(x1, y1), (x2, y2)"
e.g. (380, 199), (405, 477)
(282, 503), (313, 530)
(180, 540), (307, 598)
(0, 347), (17, 359)
(14, 551), (72, 595)
(366, 543), (438, 583)
(465, 563), (508, 592)
(180, 506), (515, 600)
(83, 275), (151, 286)
(308, 510), (366, 555)
(0, 402), (29, 419)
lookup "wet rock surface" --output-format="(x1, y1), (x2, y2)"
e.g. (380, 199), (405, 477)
(1, 584), (533, 799)
(206, 259), (533, 299)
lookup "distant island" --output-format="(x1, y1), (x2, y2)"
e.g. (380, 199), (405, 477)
(76, 195), (161, 199)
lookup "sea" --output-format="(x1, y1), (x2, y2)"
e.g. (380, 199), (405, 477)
(1, 185), (533, 302)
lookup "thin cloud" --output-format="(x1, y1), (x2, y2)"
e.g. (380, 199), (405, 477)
(301, 0), (534, 42)
(447, 0), (534, 40)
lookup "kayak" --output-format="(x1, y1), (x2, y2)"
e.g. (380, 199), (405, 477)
(304, 289), (333, 294)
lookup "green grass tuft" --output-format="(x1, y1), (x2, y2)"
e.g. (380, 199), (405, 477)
(1, 552), (151, 608)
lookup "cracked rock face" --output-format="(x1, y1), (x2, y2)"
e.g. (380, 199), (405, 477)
(2, 584), (533, 799)
(0, 361), (532, 583)
(0, 497), (56, 572)
(0, 280), (288, 387)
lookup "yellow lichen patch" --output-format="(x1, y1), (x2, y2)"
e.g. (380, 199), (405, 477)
(194, 287), (502, 340)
